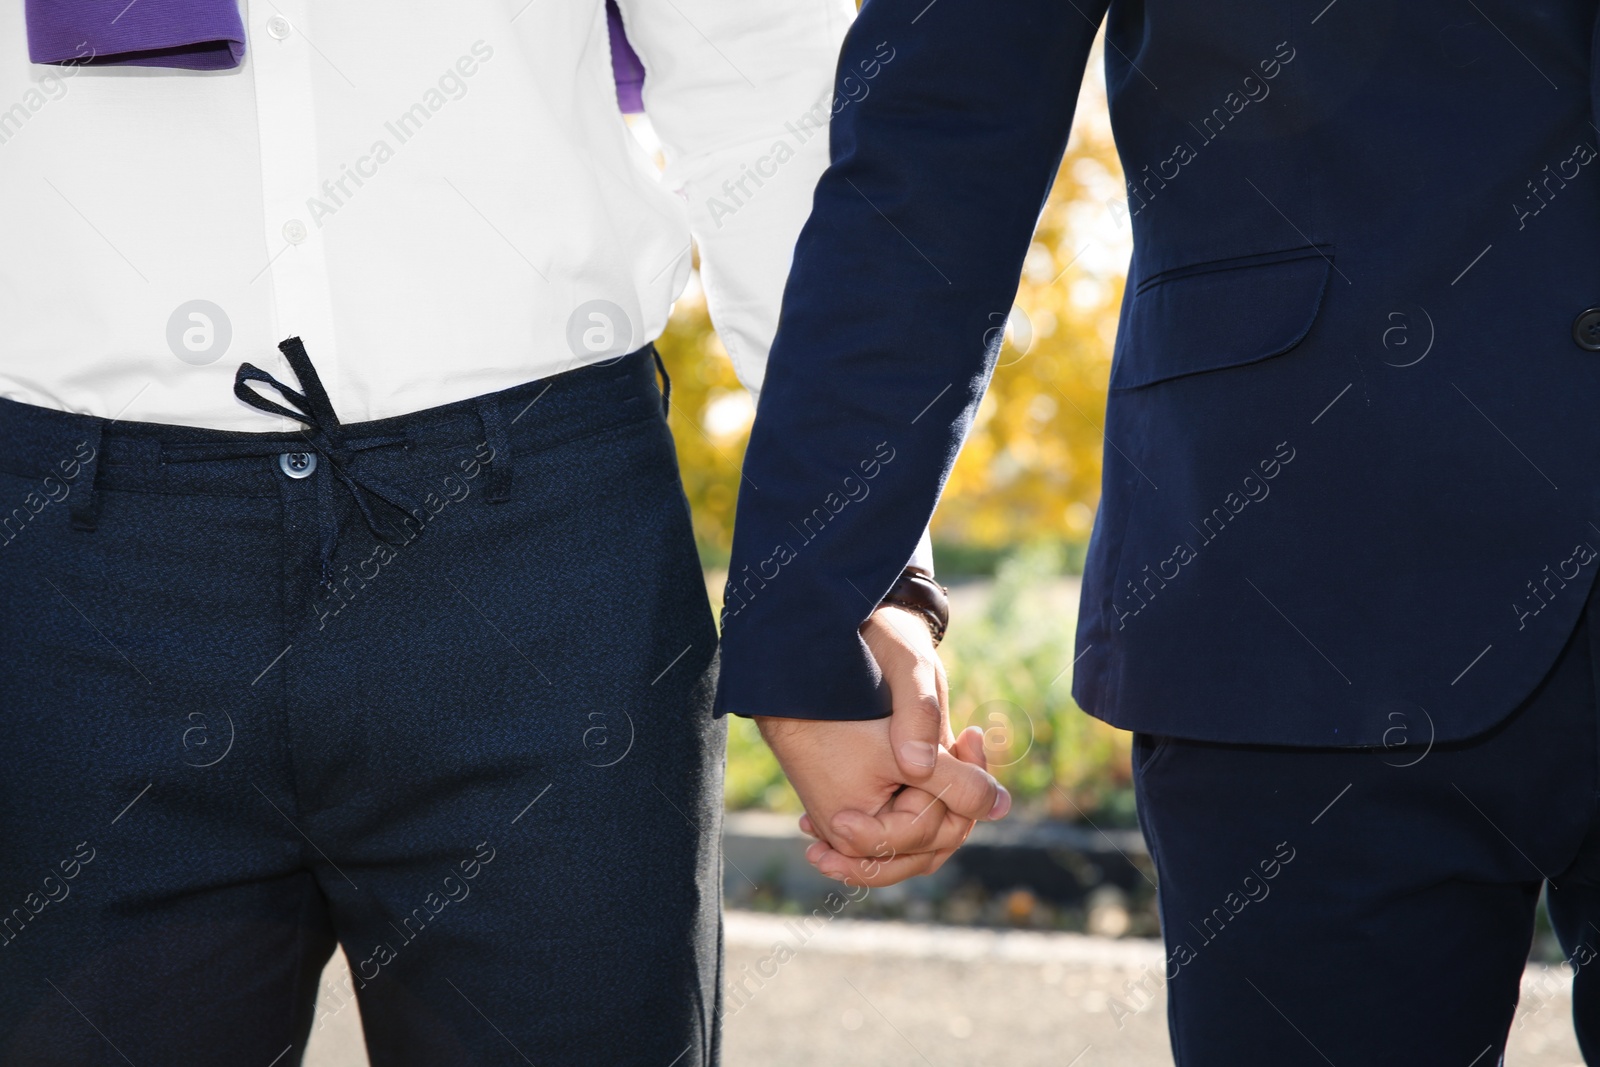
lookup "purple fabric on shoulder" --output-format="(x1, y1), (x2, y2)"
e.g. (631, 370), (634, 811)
(24, 0), (641, 107)
(607, 0), (645, 114)
(25, 0), (246, 70)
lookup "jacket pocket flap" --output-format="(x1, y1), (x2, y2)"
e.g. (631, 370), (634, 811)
(1110, 245), (1333, 391)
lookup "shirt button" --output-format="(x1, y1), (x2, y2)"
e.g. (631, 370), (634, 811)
(279, 452), (317, 479)
(1574, 308), (1600, 351)
(282, 219), (308, 245)
(266, 15), (293, 39)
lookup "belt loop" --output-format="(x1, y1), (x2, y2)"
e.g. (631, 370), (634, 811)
(68, 420), (105, 533)
(475, 397), (512, 505)
(651, 345), (671, 416)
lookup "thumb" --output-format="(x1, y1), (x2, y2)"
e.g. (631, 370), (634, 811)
(886, 654), (945, 785)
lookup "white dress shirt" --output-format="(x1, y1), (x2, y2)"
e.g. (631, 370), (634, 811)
(0, 0), (854, 430)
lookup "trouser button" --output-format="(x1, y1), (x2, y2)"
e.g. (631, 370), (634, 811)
(278, 452), (317, 479)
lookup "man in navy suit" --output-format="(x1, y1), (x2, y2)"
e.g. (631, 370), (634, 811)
(719, 0), (1600, 1060)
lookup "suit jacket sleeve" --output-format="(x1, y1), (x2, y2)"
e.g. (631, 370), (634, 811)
(714, 0), (1110, 721)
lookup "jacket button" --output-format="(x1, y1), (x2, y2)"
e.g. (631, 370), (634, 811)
(1574, 308), (1600, 350)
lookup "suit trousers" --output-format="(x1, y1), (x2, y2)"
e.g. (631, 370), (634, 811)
(1135, 570), (1600, 1064)
(0, 346), (724, 1066)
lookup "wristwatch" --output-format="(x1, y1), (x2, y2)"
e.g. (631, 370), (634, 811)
(879, 569), (950, 646)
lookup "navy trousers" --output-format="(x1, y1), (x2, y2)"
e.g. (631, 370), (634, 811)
(0, 347), (724, 1066)
(1136, 574), (1600, 1064)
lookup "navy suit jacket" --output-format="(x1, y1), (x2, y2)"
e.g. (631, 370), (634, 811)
(715, 0), (1600, 748)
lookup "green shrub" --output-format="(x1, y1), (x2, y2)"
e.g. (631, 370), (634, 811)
(943, 542), (1136, 826)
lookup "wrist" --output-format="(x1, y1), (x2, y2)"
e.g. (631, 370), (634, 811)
(877, 569), (949, 646)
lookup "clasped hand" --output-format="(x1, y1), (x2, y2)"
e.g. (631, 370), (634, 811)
(755, 605), (1010, 888)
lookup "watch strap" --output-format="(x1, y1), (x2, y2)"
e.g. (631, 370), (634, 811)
(880, 569), (950, 646)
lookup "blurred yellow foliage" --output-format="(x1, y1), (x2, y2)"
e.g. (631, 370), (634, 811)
(654, 53), (1127, 565)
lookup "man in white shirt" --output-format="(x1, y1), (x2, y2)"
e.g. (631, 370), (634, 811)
(0, 2), (1002, 1063)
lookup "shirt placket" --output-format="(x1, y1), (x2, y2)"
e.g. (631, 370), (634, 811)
(248, 0), (341, 407)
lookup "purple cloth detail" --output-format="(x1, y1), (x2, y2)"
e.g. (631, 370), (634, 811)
(25, 0), (245, 70)
(607, 0), (645, 114)
(23, 0), (640, 106)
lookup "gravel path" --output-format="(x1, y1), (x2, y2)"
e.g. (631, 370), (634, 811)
(303, 911), (1585, 1065)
